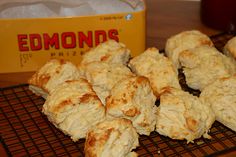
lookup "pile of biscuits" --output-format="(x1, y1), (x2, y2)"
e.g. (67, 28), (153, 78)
(28, 30), (236, 157)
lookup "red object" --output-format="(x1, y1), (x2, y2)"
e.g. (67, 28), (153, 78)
(201, 0), (236, 32)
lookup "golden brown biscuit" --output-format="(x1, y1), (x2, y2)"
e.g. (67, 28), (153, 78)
(106, 76), (157, 135)
(179, 46), (236, 90)
(200, 75), (236, 132)
(28, 59), (81, 98)
(42, 79), (106, 142)
(165, 30), (213, 70)
(81, 40), (131, 65)
(78, 61), (134, 105)
(84, 118), (139, 157)
(156, 87), (215, 143)
(128, 47), (181, 97)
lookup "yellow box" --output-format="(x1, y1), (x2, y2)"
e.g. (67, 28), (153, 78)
(0, 0), (146, 73)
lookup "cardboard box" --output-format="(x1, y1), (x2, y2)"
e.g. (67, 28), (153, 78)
(0, 0), (146, 73)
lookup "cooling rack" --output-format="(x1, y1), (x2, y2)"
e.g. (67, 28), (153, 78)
(1, 32), (236, 157)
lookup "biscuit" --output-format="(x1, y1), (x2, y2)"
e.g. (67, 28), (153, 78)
(200, 75), (236, 132)
(28, 59), (81, 98)
(81, 40), (131, 65)
(106, 76), (157, 135)
(156, 87), (215, 143)
(223, 36), (236, 60)
(179, 46), (236, 91)
(128, 47), (181, 97)
(42, 79), (106, 142)
(84, 118), (139, 157)
(78, 61), (134, 105)
(165, 30), (213, 70)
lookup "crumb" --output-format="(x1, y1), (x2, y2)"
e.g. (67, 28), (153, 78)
(196, 141), (204, 145)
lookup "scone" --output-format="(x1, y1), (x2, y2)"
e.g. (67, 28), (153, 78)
(84, 118), (139, 157)
(42, 79), (106, 142)
(200, 75), (236, 132)
(28, 59), (81, 99)
(165, 30), (213, 70)
(78, 61), (134, 105)
(128, 47), (181, 97)
(223, 36), (236, 60)
(106, 76), (157, 135)
(156, 87), (215, 143)
(179, 45), (236, 91)
(81, 40), (131, 65)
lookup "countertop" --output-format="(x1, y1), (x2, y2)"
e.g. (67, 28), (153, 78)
(1, 0), (235, 156)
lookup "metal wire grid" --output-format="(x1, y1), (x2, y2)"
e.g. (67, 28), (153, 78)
(0, 33), (236, 157)
(136, 122), (236, 157)
(0, 85), (85, 157)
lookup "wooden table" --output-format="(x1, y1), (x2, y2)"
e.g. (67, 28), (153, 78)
(1, 0), (235, 156)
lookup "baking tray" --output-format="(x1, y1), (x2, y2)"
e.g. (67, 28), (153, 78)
(1, 33), (236, 157)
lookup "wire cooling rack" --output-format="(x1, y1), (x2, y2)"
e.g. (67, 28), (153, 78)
(1, 33), (236, 157)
